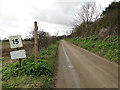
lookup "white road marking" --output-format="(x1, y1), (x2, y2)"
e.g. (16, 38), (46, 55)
(62, 42), (81, 88)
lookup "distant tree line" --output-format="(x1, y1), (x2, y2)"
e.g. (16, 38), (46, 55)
(2, 38), (9, 42)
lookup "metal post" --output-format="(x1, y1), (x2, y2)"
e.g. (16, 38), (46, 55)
(19, 58), (22, 67)
(17, 48), (22, 67)
(34, 21), (38, 62)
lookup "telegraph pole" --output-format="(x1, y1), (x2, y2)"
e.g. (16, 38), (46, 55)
(34, 21), (38, 62)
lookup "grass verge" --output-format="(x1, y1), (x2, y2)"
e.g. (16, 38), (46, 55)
(2, 41), (59, 88)
(65, 36), (119, 64)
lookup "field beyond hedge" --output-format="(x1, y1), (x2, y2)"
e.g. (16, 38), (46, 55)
(65, 36), (119, 64)
(2, 42), (59, 88)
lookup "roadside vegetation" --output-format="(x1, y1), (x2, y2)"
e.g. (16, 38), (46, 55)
(2, 41), (59, 88)
(1, 25), (59, 88)
(65, 36), (119, 64)
(62, 1), (119, 64)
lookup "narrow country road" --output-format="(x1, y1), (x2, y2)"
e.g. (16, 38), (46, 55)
(56, 40), (118, 88)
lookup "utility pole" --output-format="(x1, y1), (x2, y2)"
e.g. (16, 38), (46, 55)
(34, 21), (38, 62)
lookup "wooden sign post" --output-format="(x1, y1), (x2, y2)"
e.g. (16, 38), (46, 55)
(34, 21), (38, 62)
(9, 35), (26, 67)
(17, 48), (22, 67)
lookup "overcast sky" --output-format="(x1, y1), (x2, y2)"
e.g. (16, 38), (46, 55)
(0, 0), (119, 39)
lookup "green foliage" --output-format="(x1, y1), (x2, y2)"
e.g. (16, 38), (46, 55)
(2, 43), (58, 88)
(65, 36), (119, 63)
(2, 75), (51, 88)
(1, 42), (9, 45)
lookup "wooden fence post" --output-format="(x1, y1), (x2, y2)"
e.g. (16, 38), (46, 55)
(34, 21), (38, 62)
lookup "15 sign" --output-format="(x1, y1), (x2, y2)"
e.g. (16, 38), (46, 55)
(9, 35), (23, 48)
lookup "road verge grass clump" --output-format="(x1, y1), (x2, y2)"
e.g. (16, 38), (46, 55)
(65, 36), (119, 63)
(2, 42), (59, 88)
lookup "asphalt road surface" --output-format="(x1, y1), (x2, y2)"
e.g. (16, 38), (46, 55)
(56, 40), (118, 88)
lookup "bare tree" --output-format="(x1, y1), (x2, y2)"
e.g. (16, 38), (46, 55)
(27, 30), (34, 40)
(74, 2), (102, 25)
(37, 30), (51, 51)
(54, 31), (59, 37)
(73, 2), (102, 36)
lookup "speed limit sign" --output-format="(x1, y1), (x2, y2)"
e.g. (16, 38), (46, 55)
(9, 35), (23, 48)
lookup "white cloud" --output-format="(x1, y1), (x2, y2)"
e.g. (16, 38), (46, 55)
(0, 0), (116, 39)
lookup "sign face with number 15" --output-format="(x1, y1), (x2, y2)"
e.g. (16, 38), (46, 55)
(9, 35), (23, 48)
